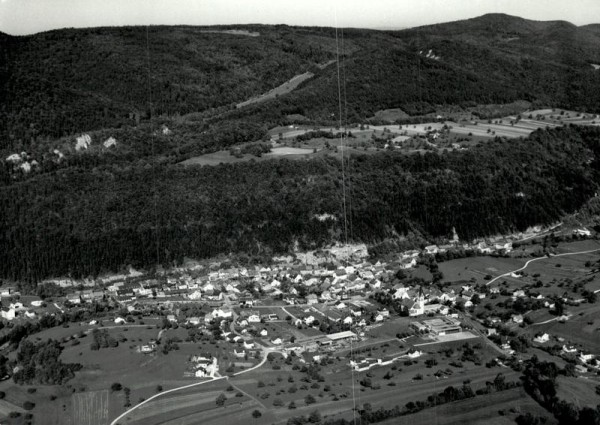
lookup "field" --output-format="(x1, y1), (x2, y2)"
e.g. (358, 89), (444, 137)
(371, 108), (410, 122)
(556, 376), (600, 408)
(236, 71), (315, 108)
(377, 387), (556, 425)
(527, 305), (600, 352)
(181, 107), (600, 169)
(119, 381), (256, 425)
(180, 147), (317, 166)
(72, 390), (109, 425)
(438, 256), (525, 285)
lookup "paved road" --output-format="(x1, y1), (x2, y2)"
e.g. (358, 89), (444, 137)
(486, 247), (600, 286)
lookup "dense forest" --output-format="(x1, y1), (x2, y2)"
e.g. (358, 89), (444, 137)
(1, 125), (598, 286)
(2, 15), (600, 286)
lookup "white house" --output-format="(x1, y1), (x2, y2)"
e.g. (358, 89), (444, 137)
(0, 308), (16, 320)
(407, 350), (422, 359)
(533, 333), (550, 344)
(114, 317), (126, 324)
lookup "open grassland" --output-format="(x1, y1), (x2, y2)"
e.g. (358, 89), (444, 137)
(527, 305), (600, 352)
(72, 390), (109, 425)
(438, 257), (525, 284)
(556, 376), (600, 408)
(0, 399), (25, 420)
(371, 108), (410, 122)
(237, 71), (315, 108)
(180, 146), (317, 166)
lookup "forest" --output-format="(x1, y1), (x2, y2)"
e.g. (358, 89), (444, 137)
(1, 125), (599, 289)
(3, 14), (600, 153)
(2, 15), (600, 288)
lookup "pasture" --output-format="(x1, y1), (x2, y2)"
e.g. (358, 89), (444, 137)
(438, 256), (525, 285)
(526, 304), (600, 352)
(555, 376), (600, 408)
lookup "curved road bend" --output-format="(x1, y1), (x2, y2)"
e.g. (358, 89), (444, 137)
(109, 347), (278, 425)
(485, 247), (600, 286)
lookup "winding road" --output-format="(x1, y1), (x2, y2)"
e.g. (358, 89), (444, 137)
(485, 247), (600, 286)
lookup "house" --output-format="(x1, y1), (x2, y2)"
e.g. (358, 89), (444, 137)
(187, 317), (201, 326)
(188, 290), (202, 300)
(141, 344), (156, 354)
(167, 314), (177, 323)
(306, 294), (319, 305)
(343, 316), (353, 325)
(377, 309), (390, 318)
(67, 294), (82, 305)
(533, 333), (550, 344)
(0, 308), (16, 320)
(303, 316), (315, 325)
(212, 308), (232, 319)
(400, 258), (417, 270)
(512, 290), (526, 298)
(114, 317), (126, 324)
(425, 245), (439, 255)
(573, 228), (592, 237)
(234, 349), (246, 358)
(511, 314), (524, 324)
(562, 345), (578, 354)
(243, 340), (255, 349)
(271, 338), (283, 345)
(259, 328), (268, 337)
(393, 287), (410, 300)
(407, 350), (422, 359)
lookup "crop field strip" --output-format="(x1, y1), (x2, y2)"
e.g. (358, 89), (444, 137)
(72, 389), (109, 425)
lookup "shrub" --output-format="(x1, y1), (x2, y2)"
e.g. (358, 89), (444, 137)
(23, 401), (35, 410)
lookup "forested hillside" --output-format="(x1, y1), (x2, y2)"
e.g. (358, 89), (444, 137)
(2, 14), (600, 286)
(3, 14), (600, 153)
(1, 126), (599, 286)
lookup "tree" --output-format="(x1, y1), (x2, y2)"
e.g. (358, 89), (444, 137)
(304, 394), (316, 405)
(111, 383), (122, 392)
(309, 410), (322, 423)
(251, 409), (262, 419)
(156, 385), (163, 392)
(215, 393), (227, 407)
(288, 401), (296, 409)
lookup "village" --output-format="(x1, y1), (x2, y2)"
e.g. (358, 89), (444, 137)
(0, 223), (597, 383)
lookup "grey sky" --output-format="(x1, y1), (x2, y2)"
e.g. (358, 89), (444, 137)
(1, 0), (599, 36)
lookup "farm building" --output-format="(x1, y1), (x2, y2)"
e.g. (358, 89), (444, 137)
(325, 330), (357, 343)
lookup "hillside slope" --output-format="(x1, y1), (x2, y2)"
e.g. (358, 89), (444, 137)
(3, 14), (600, 153)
